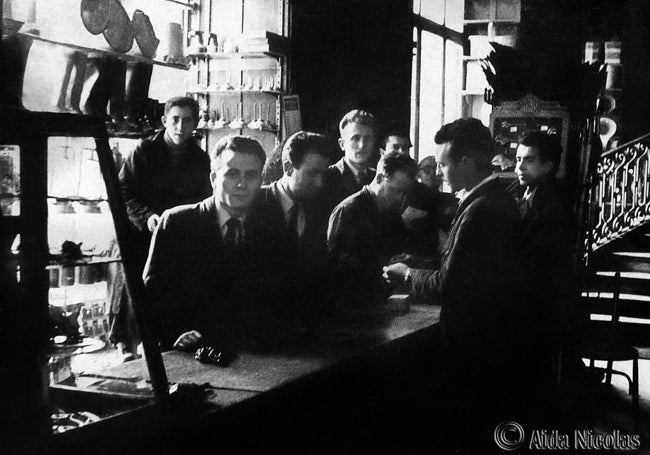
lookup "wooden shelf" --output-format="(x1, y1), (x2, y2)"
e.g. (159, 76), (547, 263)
(20, 33), (189, 70)
(463, 19), (520, 24)
(188, 88), (282, 95)
(195, 127), (278, 134)
(186, 51), (285, 60)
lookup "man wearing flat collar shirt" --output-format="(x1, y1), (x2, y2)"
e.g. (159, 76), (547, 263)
(383, 118), (533, 380)
(143, 135), (286, 352)
(323, 109), (378, 211)
(328, 152), (418, 307)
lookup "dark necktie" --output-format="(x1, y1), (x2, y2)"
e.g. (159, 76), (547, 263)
(287, 203), (300, 245)
(224, 218), (242, 248)
(357, 169), (368, 186)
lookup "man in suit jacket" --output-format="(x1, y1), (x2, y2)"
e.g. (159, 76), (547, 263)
(143, 135), (286, 351)
(323, 109), (378, 211)
(328, 152), (418, 307)
(251, 131), (332, 326)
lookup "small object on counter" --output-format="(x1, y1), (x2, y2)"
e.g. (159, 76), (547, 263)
(194, 345), (235, 367)
(386, 294), (410, 314)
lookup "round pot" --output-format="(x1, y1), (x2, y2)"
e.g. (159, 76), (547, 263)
(103, 0), (134, 53)
(80, 0), (110, 35)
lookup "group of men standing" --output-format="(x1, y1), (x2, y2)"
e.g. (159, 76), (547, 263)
(114, 96), (576, 398)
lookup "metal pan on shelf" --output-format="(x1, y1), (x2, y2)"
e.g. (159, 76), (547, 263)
(80, 0), (110, 35)
(102, 0), (134, 54)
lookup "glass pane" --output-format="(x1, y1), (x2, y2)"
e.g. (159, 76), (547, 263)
(418, 32), (444, 160)
(1, 145), (20, 216)
(444, 40), (463, 125)
(495, 0), (521, 21)
(445, 0), (464, 32)
(410, 28), (419, 159)
(465, 0), (492, 20)
(420, 0), (445, 24)
(46, 136), (153, 435)
(413, 0), (421, 14)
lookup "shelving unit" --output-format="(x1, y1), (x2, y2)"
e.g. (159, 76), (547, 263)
(0, 107), (169, 443)
(462, 0), (521, 124)
(19, 33), (189, 70)
(186, 0), (291, 156)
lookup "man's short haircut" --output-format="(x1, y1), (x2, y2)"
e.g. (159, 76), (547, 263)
(381, 131), (412, 149)
(210, 135), (266, 171)
(282, 131), (331, 168)
(164, 96), (200, 121)
(377, 151), (418, 180)
(434, 118), (495, 170)
(520, 131), (563, 169)
(338, 109), (377, 136)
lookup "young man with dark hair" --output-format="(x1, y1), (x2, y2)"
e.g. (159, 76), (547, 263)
(384, 118), (531, 377)
(328, 152), (417, 307)
(380, 131), (412, 157)
(323, 109), (378, 210)
(113, 96), (211, 359)
(252, 131), (332, 325)
(143, 135), (286, 353)
(120, 96), (210, 234)
(509, 131), (576, 364)
(383, 118), (539, 452)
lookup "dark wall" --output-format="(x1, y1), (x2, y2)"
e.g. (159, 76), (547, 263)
(291, 0), (413, 146)
(517, 0), (650, 141)
(622, 0), (650, 141)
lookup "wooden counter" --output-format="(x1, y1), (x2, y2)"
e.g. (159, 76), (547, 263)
(54, 304), (442, 454)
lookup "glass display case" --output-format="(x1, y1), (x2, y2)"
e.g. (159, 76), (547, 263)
(0, 109), (169, 453)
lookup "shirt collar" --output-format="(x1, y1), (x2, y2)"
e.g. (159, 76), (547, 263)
(456, 173), (497, 204)
(215, 201), (246, 232)
(277, 178), (297, 219)
(343, 157), (368, 181)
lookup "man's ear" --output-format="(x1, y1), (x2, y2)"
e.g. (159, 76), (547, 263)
(209, 170), (217, 187)
(542, 161), (555, 176)
(282, 160), (293, 175)
(338, 137), (345, 151)
(161, 115), (167, 126)
(379, 148), (386, 157)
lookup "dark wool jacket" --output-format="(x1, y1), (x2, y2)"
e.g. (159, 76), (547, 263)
(322, 158), (376, 213)
(328, 186), (413, 306)
(410, 176), (532, 377)
(119, 130), (212, 232)
(250, 181), (332, 319)
(143, 196), (290, 350)
(507, 178), (577, 344)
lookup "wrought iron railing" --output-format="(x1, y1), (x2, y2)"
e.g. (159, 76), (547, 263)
(592, 132), (650, 250)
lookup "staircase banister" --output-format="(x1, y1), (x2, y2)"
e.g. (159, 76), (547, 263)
(600, 132), (650, 159)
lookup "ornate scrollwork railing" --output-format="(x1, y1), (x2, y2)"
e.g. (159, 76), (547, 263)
(592, 133), (650, 250)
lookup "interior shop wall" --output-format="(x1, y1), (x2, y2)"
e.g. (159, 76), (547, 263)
(291, 0), (413, 151)
(517, 0), (650, 142)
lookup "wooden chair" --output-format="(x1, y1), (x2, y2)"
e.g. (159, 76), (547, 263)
(575, 272), (640, 432)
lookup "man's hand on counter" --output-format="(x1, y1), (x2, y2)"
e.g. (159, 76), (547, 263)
(383, 262), (410, 284)
(174, 330), (203, 351)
